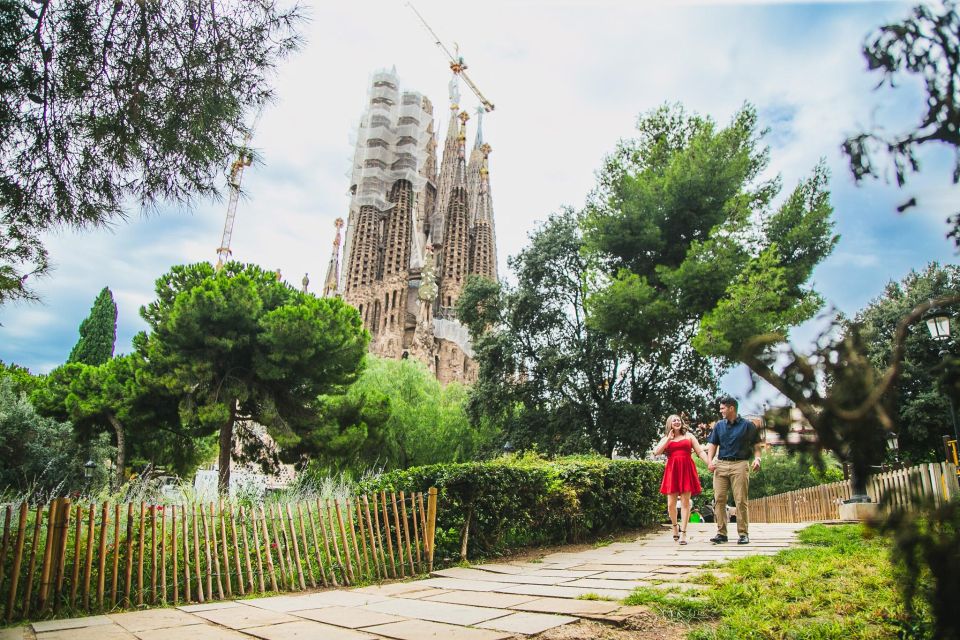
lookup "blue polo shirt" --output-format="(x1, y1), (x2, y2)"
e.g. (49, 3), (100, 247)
(708, 416), (760, 460)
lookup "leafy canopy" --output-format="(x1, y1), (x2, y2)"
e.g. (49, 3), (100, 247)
(0, 1), (304, 304)
(68, 286), (117, 366)
(582, 103), (837, 363)
(138, 261), (369, 492)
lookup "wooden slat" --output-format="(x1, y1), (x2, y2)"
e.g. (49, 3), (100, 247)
(97, 502), (109, 608)
(285, 504), (306, 590)
(229, 504), (245, 596)
(399, 492), (415, 576)
(208, 503), (224, 600)
(160, 506), (167, 604)
(304, 502), (328, 587)
(22, 502), (46, 618)
(258, 505), (278, 592)
(316, 499), (339, 587)
(0, 505), (12, 597)
(378, 491), (396, 578)
(295, 503), (315, 589)
(217, 502), (232, 598)
(111, 503), (120, 608)
(390, 493), (406, 577)
(194, 503), (207, 603)
(331, 500), (352, 585)
(4, 503), (29, 624)
(37, 500), (58, 613)
(53, 500), (73, 613)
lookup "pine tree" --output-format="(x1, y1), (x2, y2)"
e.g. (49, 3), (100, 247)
(68, 287), (117, 366)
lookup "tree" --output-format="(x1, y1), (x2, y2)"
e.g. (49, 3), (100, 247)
(0, 1), (304, 304)
(0, 376), (113, 496)
(0, 359), (39, 396)
(32, 354), (206, 489)
(68, 286), (117, 365)
(285, 356), (495, 476)
(459, 209), (719, 458)
(847, 263), (960, 463)
(843, 1), (960, 245)
(138, 262), (369, 492)
(583, 104), (837, 365)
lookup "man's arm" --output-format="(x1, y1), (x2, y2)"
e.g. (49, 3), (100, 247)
(751, 434), (763, 472)
(707, 443), (718, 472)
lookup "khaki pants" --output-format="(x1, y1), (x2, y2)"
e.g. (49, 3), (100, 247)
(714, 459), (749, 537)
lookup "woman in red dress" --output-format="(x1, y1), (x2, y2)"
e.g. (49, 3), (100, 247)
(653, 414), (711, 545)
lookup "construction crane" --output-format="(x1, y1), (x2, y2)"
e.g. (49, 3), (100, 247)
(407, 3), (495, 113)
(215, 110), (263, 270)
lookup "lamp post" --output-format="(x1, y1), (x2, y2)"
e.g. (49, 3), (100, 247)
(502, 441), (514, 455)
(924, 307), (960, 463)
(886, 431), (899, 467)
(83, 459), (96, 495)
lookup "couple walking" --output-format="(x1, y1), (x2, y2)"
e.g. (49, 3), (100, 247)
(654, 396), (762, 545)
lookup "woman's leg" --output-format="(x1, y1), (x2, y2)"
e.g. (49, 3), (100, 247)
(679, 493), (692, 544)
(667, 494), (678, 539)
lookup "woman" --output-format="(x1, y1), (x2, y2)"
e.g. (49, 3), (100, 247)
(653, 414), (711, 544)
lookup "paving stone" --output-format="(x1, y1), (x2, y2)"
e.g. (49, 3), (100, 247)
(178, 601), (247, 613)
(592, 571), (656, 580)
(361, 597), (509, 625)
(559, 578), (648, 591)
(362, 619), (512, 640)
(109, 609), (204, 632)
(242, 620), (375, 640)
(353, 582), (438, 596)
(414, 577), (510, 592)
(0, 629), (25, 640)
(292, 605), (406, 628)
(508, 597), (620, 615)
(135, 626), (250, 640)
(500, 583), (631, 600)
(527, 569), (601, 579)
(193, 605), (299, 629)
(243, 593), (340, 612)
(36, 623), (135, 640)
(472, 564), (527, 575)
(33, 616), (114, 633)
(476, 611), (577, 635)
(649, 582), (710, 592)
(393, 588), (451, 600)
(287, 590), (389, 607)
(433, 567), (560, 585)
(422, 590), (539, 609)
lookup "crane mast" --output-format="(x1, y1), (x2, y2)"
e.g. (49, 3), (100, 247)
(407, 3), (495, 112)
(215, 110), (263, 270)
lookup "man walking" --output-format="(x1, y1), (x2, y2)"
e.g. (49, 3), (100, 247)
(707, 396), (762, 544)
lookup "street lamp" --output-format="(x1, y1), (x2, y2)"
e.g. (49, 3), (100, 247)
(502, 441), (515, 455)
(886, 431), (899, 465)
(83, 459), (96, 495)
(924, 307), (960, 466)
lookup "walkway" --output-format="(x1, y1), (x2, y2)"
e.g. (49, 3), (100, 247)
(2, 522), (807, 640)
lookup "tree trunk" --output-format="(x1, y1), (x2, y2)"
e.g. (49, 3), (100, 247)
(218, 403), (237, 495)
(106, 413), (126, 491)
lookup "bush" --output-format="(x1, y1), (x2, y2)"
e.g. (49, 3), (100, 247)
(358, 453), (664, 562)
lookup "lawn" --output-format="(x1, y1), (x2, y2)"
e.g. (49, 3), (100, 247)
(623, 524), (925, 639)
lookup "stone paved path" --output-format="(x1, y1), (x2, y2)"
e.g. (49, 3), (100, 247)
(1, 522), (807, 640)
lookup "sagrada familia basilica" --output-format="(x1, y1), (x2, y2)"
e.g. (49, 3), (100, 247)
(321, 68), (498, 384)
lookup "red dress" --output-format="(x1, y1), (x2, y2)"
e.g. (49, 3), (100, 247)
(659, 438), (702, 495)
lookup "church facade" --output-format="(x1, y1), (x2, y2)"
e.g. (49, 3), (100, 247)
(322, 69), (498, 384)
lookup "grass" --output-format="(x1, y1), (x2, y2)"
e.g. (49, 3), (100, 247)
(577, 592), (617, 601)
(623, 524), (922, 639)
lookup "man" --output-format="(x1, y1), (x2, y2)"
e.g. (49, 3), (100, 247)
(707, 396), (762, 544)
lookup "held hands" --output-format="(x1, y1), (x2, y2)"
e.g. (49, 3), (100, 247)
(707, 458), (717, 473)
(752, 456), (761, 472)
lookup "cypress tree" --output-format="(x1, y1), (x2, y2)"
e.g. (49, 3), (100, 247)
(68, 287), (117, 366)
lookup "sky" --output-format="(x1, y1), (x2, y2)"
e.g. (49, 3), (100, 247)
(1, 0), (956, 412)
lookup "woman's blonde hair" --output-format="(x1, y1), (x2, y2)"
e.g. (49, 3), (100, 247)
(664, 414), (687, 436)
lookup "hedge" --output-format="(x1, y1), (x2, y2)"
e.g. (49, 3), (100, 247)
(357, 454), (665, 563)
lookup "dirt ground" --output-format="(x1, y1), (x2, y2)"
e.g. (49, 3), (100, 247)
(534, 611), (692, 640)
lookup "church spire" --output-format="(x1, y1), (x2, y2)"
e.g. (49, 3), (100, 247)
(322, 218), (344, 298)
(470, 142), (497, 281)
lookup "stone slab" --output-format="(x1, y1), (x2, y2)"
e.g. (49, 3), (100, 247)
(476, 612), (578, 635)
(414, 577), (511, 592)
(109, 609), (204, 632)
(292, 590), (390, 607)
(362, 619), (512, 640)
(472, 564), (528, 575)
(178, 601), (247, 613)
(362, 597), (509, 626)
(36, 624), (135, 640)
(560, 578), (648, 590)
(508, 597), (620, 615)
(528, 569), (601, 578)
(33, 616), (114, 633)
(293, 605), (407, 628)
(135, 626), (250, 640)
(244, 593), (339, 612)
(243, 620), (375, 640)
(593, 571), (656, 580)
(433, 567), (560, 585)
(500, 583), (631, 600)
(354, 582), (440, 597)
(193, 605), (299, 629)
(422, 590), (539, 609)
(0, 630), (24, 640)
(839, 501), (880, 522)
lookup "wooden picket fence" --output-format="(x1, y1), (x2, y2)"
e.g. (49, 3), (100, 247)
(751, 462), (959, 523)
(0, 489), (437, 624)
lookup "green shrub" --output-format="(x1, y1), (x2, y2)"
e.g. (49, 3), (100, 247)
(358, 453), (664, 562)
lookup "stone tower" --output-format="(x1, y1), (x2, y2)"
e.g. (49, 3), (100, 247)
(326, 68), (499, 384)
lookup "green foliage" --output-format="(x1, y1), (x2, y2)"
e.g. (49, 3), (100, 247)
(843, 1), (960, 245)
(358, 454), (664, 561)
(67, 287), (117, 366)
(629, 524), (915, 639)
(0, 377), (113, 497)
(458, 209), (718, 459)
(0, 359), (39, 396)
(0, 1), (304, 304)
(295, 357), (496, 477)
(747, 449), (843, 499)
(852, 262), (960, 462)
(138, 261), (369, 492)
(582, 103), (837, 363)
(878, 502), (960, 640)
